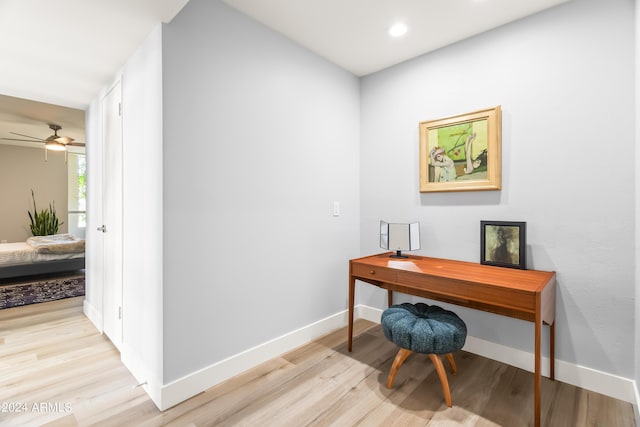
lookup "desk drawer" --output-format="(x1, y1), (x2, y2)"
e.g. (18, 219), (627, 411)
(352, 263), (397, 282)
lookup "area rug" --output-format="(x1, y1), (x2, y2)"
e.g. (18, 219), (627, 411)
(0, 273), (85, 309)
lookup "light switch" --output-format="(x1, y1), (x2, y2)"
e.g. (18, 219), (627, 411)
(333, 201), (340, 216)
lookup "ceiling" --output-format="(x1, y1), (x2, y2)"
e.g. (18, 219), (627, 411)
(0, 0), (190, 152)
(0, 0), (570, 151)
(0, 93), (86, 153)
(222, 0), (570, 77)
(0, 0), (190, 110)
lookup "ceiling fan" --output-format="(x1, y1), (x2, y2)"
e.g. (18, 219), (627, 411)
(1, 123), (85, 151)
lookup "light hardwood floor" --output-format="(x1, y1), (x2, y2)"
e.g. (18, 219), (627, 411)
(0, 297), (636, 426)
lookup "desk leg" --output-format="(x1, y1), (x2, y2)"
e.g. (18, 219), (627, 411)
(550, 321), (555, 381)
(348, 275), (355, 352)
(534, 305), (542, 427)
(387, 290), (393, 307)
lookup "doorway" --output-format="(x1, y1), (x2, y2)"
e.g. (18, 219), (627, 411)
(101, 81), (123, 349)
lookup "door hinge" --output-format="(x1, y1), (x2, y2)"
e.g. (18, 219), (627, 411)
(118, 306), (122, 320)
(118, 102), (122, 116)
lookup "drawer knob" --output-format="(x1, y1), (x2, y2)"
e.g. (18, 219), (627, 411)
(370, 270), (375, 275)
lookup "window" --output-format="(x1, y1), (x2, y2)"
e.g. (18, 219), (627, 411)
(68, 152), (86, 238)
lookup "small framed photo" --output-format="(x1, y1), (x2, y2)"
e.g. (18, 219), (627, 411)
(480, 221), (526, 269)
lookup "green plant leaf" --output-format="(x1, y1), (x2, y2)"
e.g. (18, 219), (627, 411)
(27, 190), (62, 236)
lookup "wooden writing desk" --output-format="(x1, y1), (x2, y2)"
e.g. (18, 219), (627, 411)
(348, 253), (556, 427)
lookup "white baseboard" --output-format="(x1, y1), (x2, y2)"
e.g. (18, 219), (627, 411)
(83, 299), (103, 332)
(147, 303), (638, 410)
(357, 304), (638, 404)
(464, 335), (637, 403)
(158, 308), (350, 410)
(357, 304), (384, 323)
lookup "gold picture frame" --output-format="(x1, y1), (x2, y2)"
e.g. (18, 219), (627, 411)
(419, 106), (501, 193)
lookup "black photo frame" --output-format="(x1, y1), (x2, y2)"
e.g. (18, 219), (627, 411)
(480, 220), (526, 269)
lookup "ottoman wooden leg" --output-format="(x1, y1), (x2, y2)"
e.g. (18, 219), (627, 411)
(445, 353), (457, 374)
(386, 348), (413, 388)
(428, 354), (453, 407)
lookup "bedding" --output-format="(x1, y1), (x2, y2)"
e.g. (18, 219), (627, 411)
(0, 239), (84, 267)
(26, 233), (85, 254)
(0, 234), (85, 280)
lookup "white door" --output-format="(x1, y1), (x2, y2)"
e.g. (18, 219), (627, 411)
(101, 81), (123, 349)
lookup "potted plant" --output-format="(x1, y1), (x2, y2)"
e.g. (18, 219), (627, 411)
(28, 189), (63, 236)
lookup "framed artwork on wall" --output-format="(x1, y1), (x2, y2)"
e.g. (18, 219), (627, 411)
(480, 220), (526, 269)
(419, 106), (502, 193)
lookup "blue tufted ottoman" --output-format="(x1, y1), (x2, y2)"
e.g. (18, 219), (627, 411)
(381, 303), (467, 407)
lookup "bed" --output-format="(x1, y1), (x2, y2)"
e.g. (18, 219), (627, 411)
(0, 234), (85, 280)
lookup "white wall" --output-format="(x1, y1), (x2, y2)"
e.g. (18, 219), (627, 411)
(161, 0), (360, 384)
(635, 0), (640, 413)
(84, 25), (165, 403)
(360, 0), (635, 381)
(120, 24), (165, 399)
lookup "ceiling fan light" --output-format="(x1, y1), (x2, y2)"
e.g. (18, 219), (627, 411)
(55, 136), (74, 144)
(45, 140), (66, 151)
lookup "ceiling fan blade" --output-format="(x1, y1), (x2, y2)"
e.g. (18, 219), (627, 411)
(0, 137), (44, 142)
(5, 125), (84, 150)
(9, 132), (43, 141)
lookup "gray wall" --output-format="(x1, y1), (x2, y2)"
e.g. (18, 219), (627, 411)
(360, 0), (635, 378)
(84, 0), (639, 406)
(0, 144), (68, 242)
(161, 0), (361, 382)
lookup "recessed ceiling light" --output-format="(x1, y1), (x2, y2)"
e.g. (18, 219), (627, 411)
(388, 23), (408, 38)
